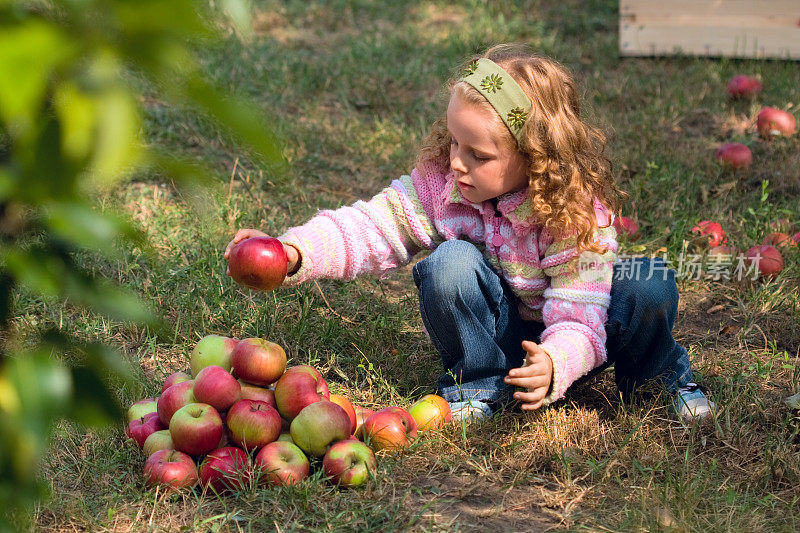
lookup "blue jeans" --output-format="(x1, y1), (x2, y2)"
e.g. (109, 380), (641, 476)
(412, 240), (693, 407)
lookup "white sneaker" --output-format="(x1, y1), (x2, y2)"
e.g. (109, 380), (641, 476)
(449, 400), (494, 422)
(673, 383), (715, 422)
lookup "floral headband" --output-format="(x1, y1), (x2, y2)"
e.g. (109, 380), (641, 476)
(459, 58), (531, 143)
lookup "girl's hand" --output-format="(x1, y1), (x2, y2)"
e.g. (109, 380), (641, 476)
(224, 229), (300, 275)
(504, 340), (554, 410)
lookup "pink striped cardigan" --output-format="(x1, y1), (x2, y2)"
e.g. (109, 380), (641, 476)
(278, 163), (618, 404)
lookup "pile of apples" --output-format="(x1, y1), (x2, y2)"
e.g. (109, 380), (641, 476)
(715, 75), (796, 170)
(125, 335), (451, 493)
(691, 219), (798, 278)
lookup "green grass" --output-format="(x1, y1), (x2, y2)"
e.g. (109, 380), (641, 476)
(19, 0), (800, 530)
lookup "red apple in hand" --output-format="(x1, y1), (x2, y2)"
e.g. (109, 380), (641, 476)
(408, 394), (451, 430)
(143, 429), (174, 457)
(161, 371), (191, 394)
(169, 403), (224, 456)
(143, 449), (198, 490)
(226, 399), (282, 450)
(231, 338), (287, 386)
(691, 221), (726, 247)
(289, 400), (351, 457)
(757, 107), (796, 138)
(715, 143), (752, 169)
(193, 365), (241, 412)
(361, 408), (417, 452)
(198, 447), (251, 493)
(190, 335), (239, 376)
(157, 380), (195, 426)
(322, 440), (377, 488)
(127, 412), (165, 449)
(127, 398), (158, 423)
(274, 367), (330, 421)
(745, 245), (784, 278)
(727, 75), (762, 99)
(227, 236), (288, 291)
(255, 441), (310, 486)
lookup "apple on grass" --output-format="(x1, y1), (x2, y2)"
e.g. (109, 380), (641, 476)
(227, 236), (288, 291)
(727, 75), (762, 99)
(612, 216), (639, 240)
(762, 232), (795, 248)
(127, 398), (158, 423)
(157, 380), (195, 426)
(408, 394), (451, 430)
(361, 408), (417, 452)
(169, 403), (223, 457)
(193, 365), (241, 412)
(226, 399), (282, 450)
(757, 107), (796, 138)
(290, 400), (351, 457)
(144, 449), (198, 490)
(161, 371), (191, 394)
(353, 406), (375, 440)
(322, 440), (377, 488)
(255, 441), (310, 486)
(198, 447), (251, 493)
(143, 429), (174, 457)
(274, 367), (330, 421)
(329, 394), (357, 434)
(231, 338), (287, 387)
(744, 245), (784, 278)
(794, 231), (800, 246)
(127, 412), (165, 449)
(691, 221), (726, 248)
(714, 143), (752, 169)
(190, 335), (239, 377)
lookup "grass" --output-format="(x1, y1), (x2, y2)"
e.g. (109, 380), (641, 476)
(15, 0), (800, 530)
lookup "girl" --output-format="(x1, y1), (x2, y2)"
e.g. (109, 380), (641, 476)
(224, 44), (714, 422)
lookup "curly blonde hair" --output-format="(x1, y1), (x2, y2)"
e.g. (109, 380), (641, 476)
(415, 44), (627, 254)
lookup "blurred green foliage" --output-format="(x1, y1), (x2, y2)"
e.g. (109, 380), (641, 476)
(0, 0), (281, 528)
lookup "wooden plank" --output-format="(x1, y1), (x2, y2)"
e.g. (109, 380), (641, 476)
(619, 0), (800, 58)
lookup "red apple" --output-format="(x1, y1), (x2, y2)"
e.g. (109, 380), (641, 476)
(255, 441), (310, 486)
(727, 75), (762, 99)
(289, 400), (352, 457)
(143, 429), (174, 457)
(708, 245), (738, 258)
(745, 245), (784, 278)
(190, 335), (239, 377)
(231, 338), (287, 386)
(762, 232), (795, 248)
(193, 365), (241, 412)
(226, 399), (282, 450)
(408, 394), (451, 431)
(157, 380), (195, 426)
(714, 143), (752, 169)
(169, 403), (224, 456)
(361, 409), (417, 452)
(161, 371), (191, 394)
(691, 221), (727, 247)
(793, 231), (800, 246)
(354, 406), (375, 440)
(329, 394), (357, 434)
(143, 449), (198, 490)
(768, 219), (792, 233)
(612, 216), (639, 240)
(757, 107), (796, 138)
(227, 236), (288, 291)
(127, 398), (158, 423)
(127, 412), (165, 449)
(238, 382), (277, 407)
(322, 440), (376, 488)
(274, 368), (330, 421)
(198, 447), (251, 493)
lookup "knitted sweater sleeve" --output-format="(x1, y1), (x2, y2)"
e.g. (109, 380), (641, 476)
(538, 202), (618, 405)
(276, 174), (439, 285)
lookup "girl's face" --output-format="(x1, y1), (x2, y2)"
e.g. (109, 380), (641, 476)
(447, 92), (528, 204)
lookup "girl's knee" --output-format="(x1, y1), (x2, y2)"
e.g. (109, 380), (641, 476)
(413, 240), (485, 301)
(613, 258), (679, 317)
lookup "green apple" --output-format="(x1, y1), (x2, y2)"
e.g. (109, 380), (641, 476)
(190, 335), (239, 377)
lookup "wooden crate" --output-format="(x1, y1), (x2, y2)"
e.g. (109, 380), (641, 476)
(620, 1), (800, 59)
